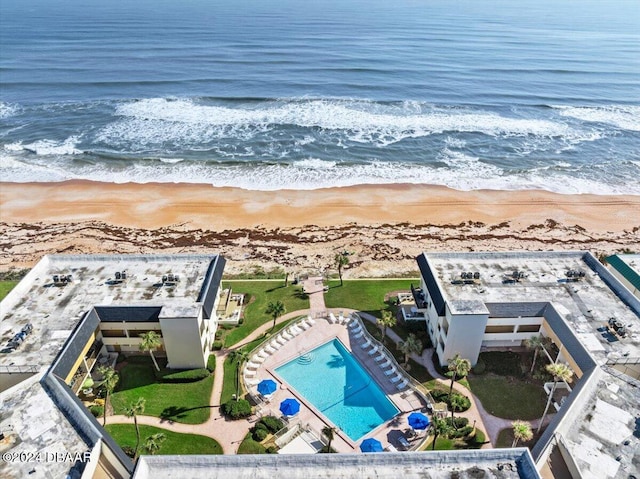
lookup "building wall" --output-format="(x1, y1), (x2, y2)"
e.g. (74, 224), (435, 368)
(482, 316), (543, 346)
(159, 316), (207, 369)
(438, 305), (489, 366)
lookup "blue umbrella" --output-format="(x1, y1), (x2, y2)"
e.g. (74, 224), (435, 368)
(360, 438), (383, 453)
(257, 379), (277, 396)
(408, 412), (430, 430)
(279, 398), (300, 416)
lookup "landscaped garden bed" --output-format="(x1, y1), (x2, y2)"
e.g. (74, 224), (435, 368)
(105, 424), (222, 455)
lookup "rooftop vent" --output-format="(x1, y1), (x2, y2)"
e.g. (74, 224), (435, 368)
(162, 273), (180, 285)
(1, 323), (34, 354)
(565, 269), (586, 281)
(52, 274), (72, 285)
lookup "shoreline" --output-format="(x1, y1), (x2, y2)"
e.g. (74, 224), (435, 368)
(1, 180), (639, 274)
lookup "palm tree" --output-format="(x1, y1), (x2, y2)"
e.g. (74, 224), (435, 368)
(449, 393), (465, 426)
(97, 365), (119, 426)
(139, 331), (162, 371)
(228, 349), (249, 401)
(322, 426), (335, 452)
(398, 333), (423, 366)
(525, 335), (548, 374)
(265, 300), (286, 329)
(143, 432), (166, 455)
(447, 354), (471, 401)
(124, 397), (146, 459)
(511, 420), (533, 447)
(431, 418), (451, 450)
(537, 362), (573, 434)
(377, 310), (397, 341)
(334, 253), (349, 286)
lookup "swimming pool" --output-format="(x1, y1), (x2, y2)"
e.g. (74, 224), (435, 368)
(275, 338), (399, 441)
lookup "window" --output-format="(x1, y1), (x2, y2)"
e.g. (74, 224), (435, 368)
(518, 324), (541, 333)
(485, 325), (514, 334)
(101, 329), (127, 338)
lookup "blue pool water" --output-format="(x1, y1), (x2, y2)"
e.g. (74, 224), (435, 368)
(275, 338), (399, 441)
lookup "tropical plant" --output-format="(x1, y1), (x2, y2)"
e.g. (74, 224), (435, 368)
(228, 349), (250, 401)
(398, 333), (423, 366)
(511, 420), (533, 447)
(525, 335), (549, 374)
(431, 418), (451, 450)
(377, 310), (397, 341)
(449, 393), (466, 425)
(139, 331), (162, 371)
(265, 300), (286, 329)
(537, 362), (573, 433)
(334, 253), (349, 286)
(97, 365), (119, 426)
(143, 432), (167, 455)
(124, 397), (146, 459)
(322, 426), (336, 453)
(447, 354), (471, 401)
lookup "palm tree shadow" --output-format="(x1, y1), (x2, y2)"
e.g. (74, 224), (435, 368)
(160, 405), (212, 421)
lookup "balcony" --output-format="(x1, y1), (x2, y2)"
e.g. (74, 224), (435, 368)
(410, 284), (428, 311)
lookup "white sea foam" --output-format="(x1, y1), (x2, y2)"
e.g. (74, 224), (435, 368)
(96, 97), (580, 149)
(554, 105), (640, 132)
(5, 137), (82, 156)
(0, 101), (20, 119)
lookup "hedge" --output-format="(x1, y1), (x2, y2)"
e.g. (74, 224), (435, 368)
(154, 368), (210, 383)
(222, 399), (252, 419)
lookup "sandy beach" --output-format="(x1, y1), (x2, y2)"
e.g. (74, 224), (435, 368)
(1, 180), (639, 276)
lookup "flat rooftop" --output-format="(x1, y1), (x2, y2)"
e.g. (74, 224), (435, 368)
(425, 252), (640, 363)
(133, 449), (540, 479)
(0, 254), (215, 369)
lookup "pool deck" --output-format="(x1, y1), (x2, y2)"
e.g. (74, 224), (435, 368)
(246, 314), (430, 453)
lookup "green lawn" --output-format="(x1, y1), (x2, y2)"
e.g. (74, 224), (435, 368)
(221, 356), (241, 405)
(105, 424), (223, 455)
(110, 357), (214, 424)
(0, 280), (18, 301)
(222, 281), (310, 347)
(467, 374), (547, 420)
(237, 432), (266, 454)
(324, 279), (417, 318)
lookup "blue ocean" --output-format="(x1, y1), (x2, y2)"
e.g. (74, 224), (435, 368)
(1, 0), (639, 193)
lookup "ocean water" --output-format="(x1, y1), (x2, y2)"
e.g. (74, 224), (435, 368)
(1, 0), (639, 194)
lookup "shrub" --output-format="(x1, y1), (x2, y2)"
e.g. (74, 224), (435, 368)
(89, 405), (104, 418)
(259, 416), (284, 433)
(252, 427), (268, 442)
(122, 446), (135, 458)
(472, 358), (486, 375)
(430, 390), (471, 412)
(212, 340), (224, 351)
(222, 399), (252, 419)
(451, 393), (471, 412)
(207, 355), (216, 372)
(265, 446), (278, 454)
(155, 368), (210, 383)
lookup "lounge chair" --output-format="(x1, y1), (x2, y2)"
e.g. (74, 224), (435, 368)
(299, 321), (311, 330)
(379, 358), (391, 367)
(385, 444), (398, 452)
(269, 340), (281, 350)
(257, 350), (270, 359)
(244, 369), (256, 378)
(289, 325), (302, 336)
(329, 312), (338, 324)
(353, 330), (365, 339)
(276, 336), (288, 346)
(368, 345), (379, 356)
(374, 352), (386, 362)
(360, 339), (372, 349)
(396, 379), (409, 391)
(265, 344), (277, 354)
(282, 330), (294, 340)
(351, 325), (363, 334)
(384, 367), (397, 376)
(338, 313), (345, 323)
(306, 315), (316, 325)
(398, 436), (410, 450)
(390, 374), (403, 383)
(245, 378), (260, 386)
(349, 320), (359, 329)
